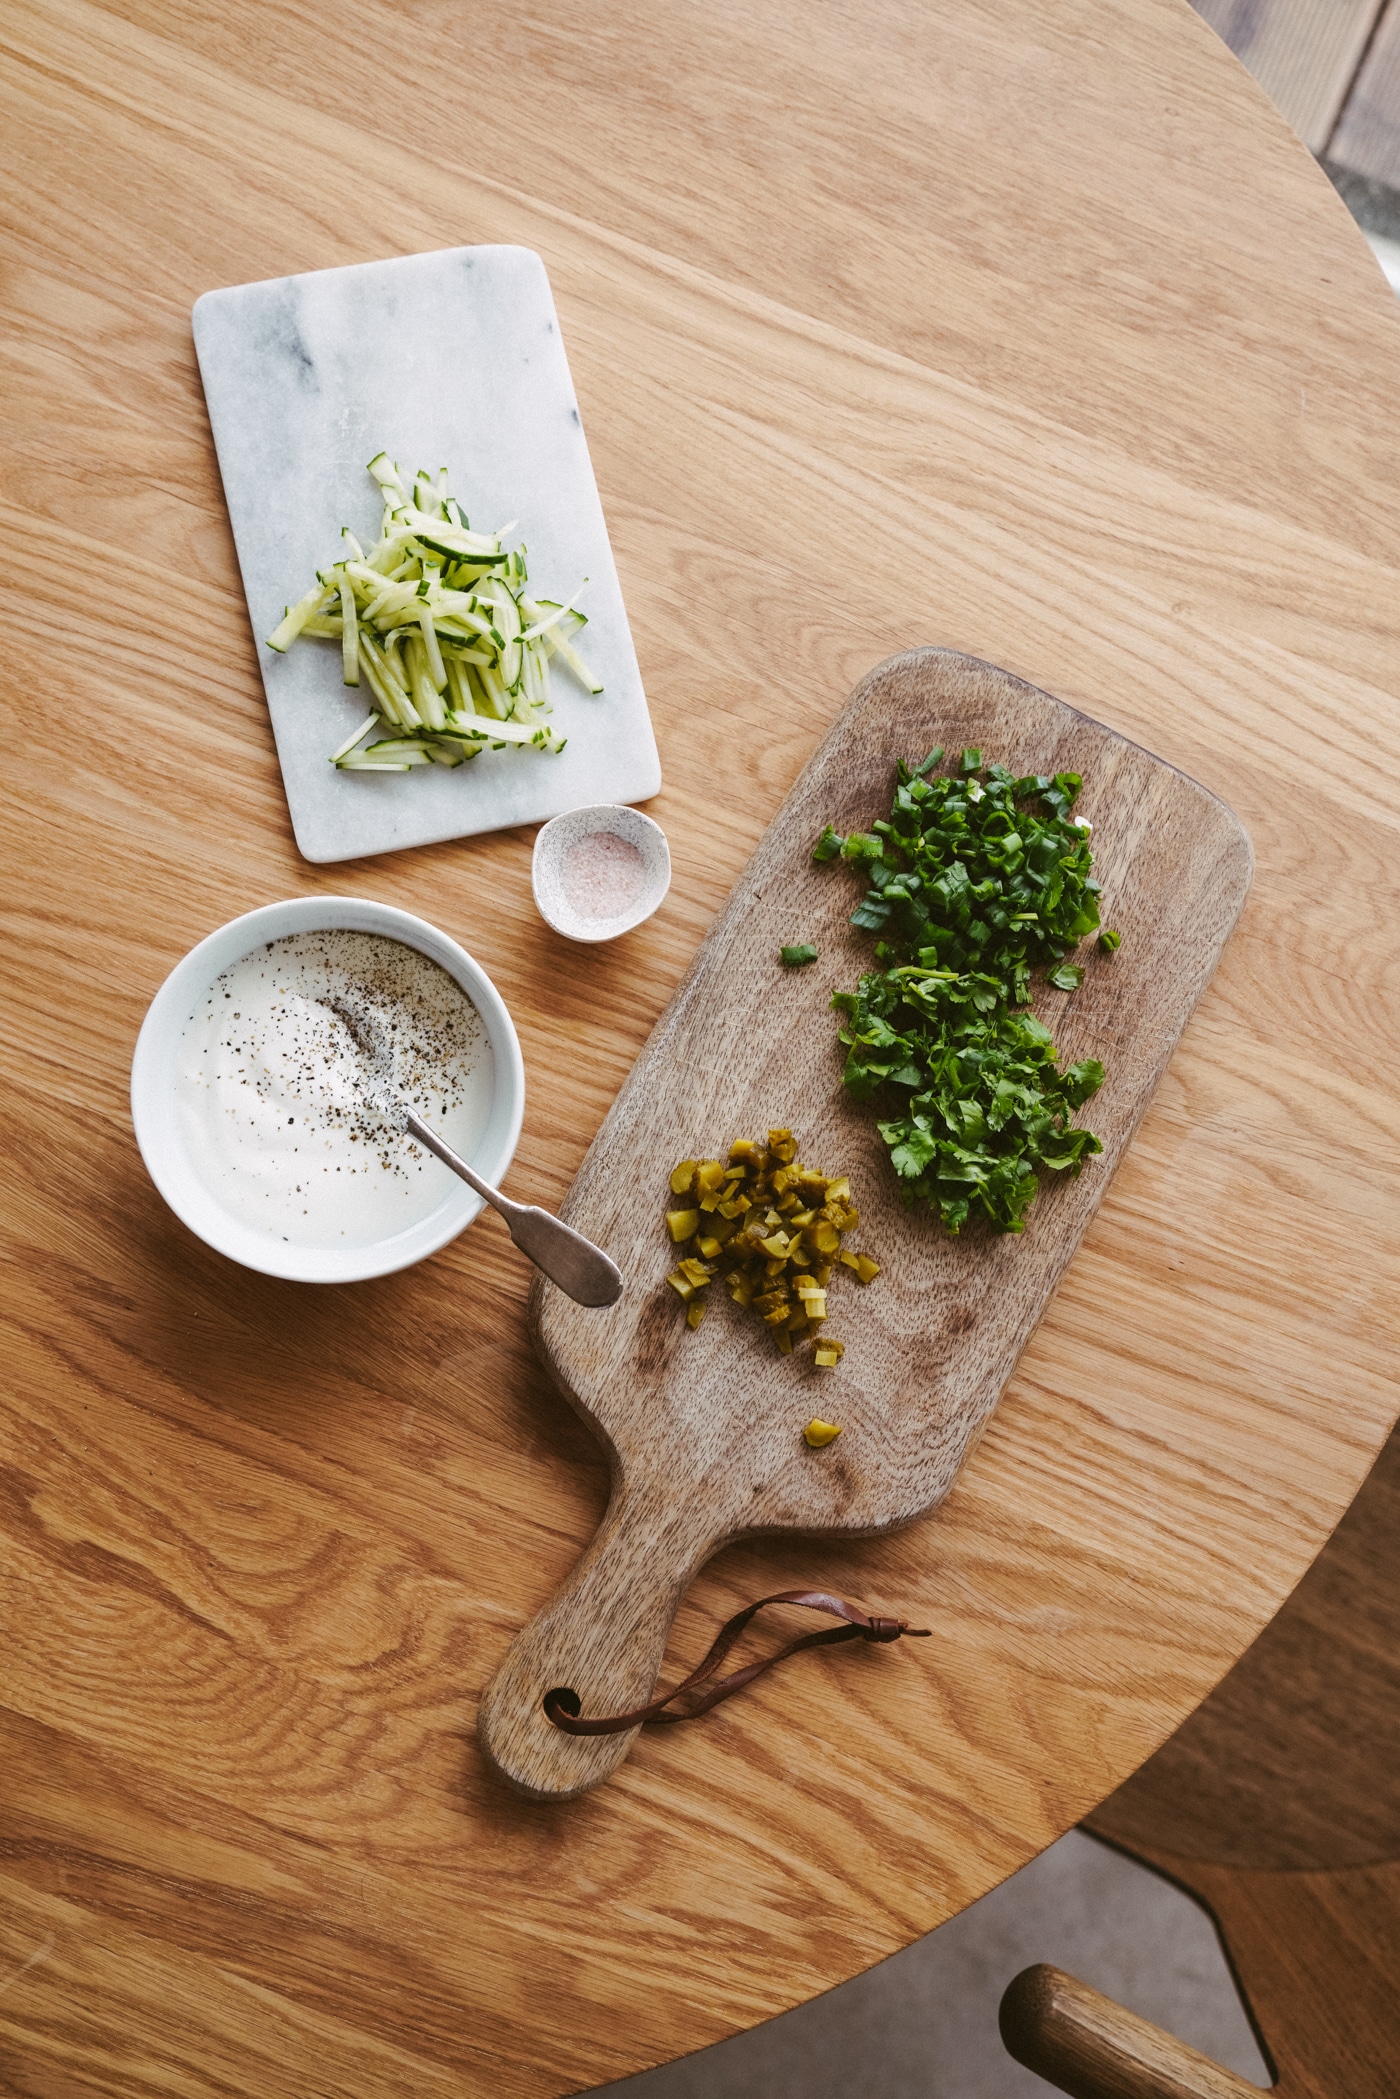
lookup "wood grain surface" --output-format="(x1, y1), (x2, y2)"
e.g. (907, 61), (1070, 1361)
(1082, 1419), (1400, 2093)
(3, 0), (1400, 2092)
(1091, 1417), (1400, 1876)
(480, 650), (1252, 1798)
(999, 1963), (1260, 2099)
(994, 1964), (1259, 2099)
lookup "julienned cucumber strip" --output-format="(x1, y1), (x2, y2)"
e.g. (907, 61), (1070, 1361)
(268, 453), (603, 775)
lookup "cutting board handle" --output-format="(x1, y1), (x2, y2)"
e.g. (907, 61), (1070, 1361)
(477, 1482), (724, 1799)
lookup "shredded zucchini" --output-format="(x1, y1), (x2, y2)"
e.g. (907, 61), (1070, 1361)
(665, 1130), (879, 1368)
(268, 453), (603, 774)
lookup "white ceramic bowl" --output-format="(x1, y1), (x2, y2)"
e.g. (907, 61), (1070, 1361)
(130, 897), (525, 1284)
(531, 803), (670, 942)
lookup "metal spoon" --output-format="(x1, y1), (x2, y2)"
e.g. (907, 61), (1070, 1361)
(402, 1108), (622, 1306)
(320, 997), (622, 1308)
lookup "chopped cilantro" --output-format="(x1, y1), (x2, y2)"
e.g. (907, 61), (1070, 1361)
(815, 753), (1116, 1235)
(1098, 927), (1122, 953)
(781, 944), (819, 967)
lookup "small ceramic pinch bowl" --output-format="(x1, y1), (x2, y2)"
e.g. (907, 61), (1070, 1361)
(130, 896), (525, 1285)
(531, 803), (670, 943)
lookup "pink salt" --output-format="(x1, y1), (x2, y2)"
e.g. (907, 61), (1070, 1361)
(561, 830), (647, 920)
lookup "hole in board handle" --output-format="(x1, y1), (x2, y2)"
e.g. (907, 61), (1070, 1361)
(543, 1686), (581, 1721)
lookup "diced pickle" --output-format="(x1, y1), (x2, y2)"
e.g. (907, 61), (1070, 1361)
(665, 1136), (879, 1370)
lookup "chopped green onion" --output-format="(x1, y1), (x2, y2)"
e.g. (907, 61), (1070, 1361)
(817, 753), (1116, 1235)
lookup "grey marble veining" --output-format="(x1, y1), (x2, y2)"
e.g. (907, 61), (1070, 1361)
(193, 246), (660, 864)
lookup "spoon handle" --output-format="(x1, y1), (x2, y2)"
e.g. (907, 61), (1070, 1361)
(404, 1111), (623, 1308)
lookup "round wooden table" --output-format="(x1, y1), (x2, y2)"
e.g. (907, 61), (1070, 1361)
(3, 2), (1398, 2092)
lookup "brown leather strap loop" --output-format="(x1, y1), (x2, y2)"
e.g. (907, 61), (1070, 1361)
(542, 1589), (931, 1736)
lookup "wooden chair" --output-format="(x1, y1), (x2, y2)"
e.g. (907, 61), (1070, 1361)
(997, 1416), (1400, 2097)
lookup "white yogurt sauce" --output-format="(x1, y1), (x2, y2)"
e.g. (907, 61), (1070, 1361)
(177, 931), (494, 1250)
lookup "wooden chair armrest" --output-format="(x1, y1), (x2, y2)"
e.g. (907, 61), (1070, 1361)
(998, 1964), (1264, 2099)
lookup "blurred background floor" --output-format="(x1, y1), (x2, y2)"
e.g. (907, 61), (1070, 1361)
(1193, 0), (1400, 275)
(592, 1830), (1269, 2098)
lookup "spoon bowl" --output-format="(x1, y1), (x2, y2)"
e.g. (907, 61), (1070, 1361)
(318, 990), (622, 1307)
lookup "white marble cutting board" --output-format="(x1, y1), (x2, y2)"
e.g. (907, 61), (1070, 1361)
(193, 246), (661, 864)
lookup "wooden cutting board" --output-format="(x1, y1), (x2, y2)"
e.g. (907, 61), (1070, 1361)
(478, 648), (1253, 1798)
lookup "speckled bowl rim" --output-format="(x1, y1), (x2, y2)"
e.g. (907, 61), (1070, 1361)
(531, 803), (671, 942)
(130, 897), (525, 1285)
